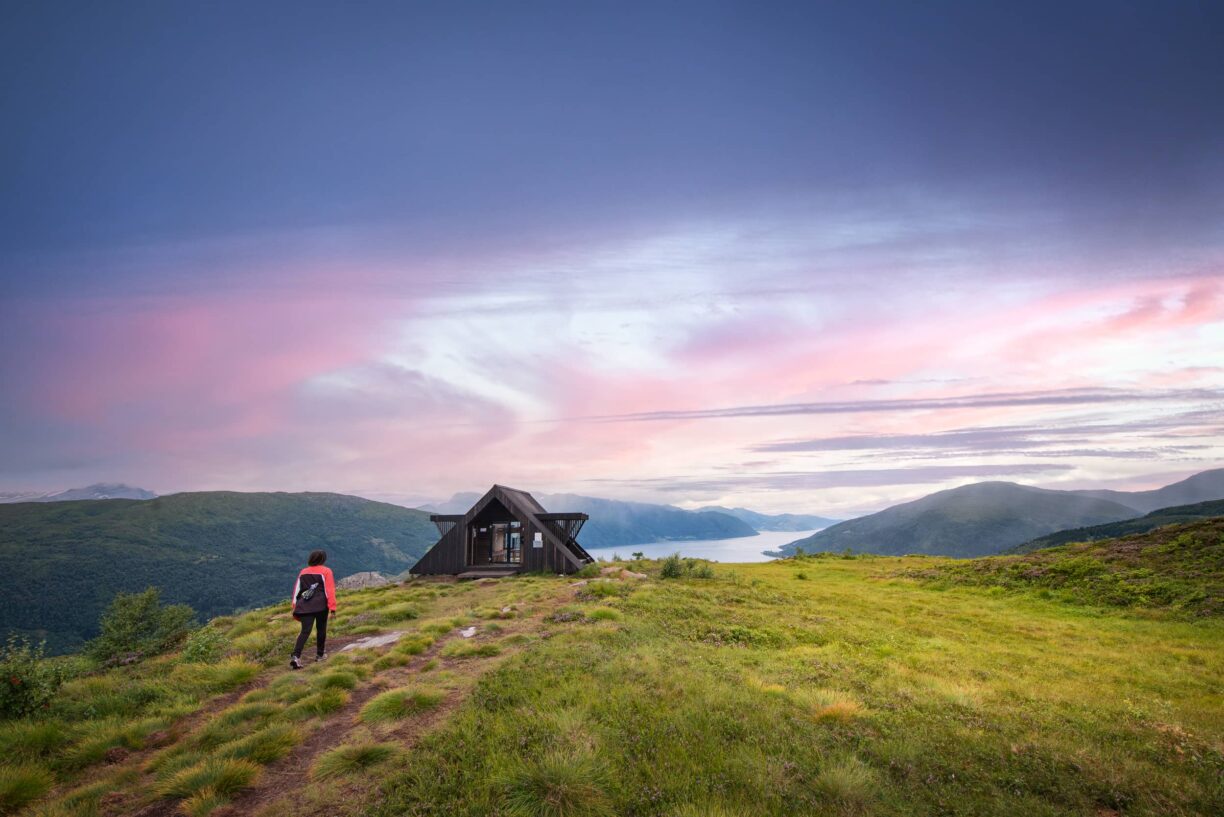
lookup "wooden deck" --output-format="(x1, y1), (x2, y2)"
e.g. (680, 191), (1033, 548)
(456, 565), (521, 580)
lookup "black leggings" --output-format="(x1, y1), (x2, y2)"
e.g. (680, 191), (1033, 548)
(293, 610), (329, 658)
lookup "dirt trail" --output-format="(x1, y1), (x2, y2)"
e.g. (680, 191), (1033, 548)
(212, 578), (573, 817)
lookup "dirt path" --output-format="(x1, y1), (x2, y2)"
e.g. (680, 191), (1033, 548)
(212, 578), (574, 817)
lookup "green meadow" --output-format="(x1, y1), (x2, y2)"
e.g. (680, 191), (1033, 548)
(2, 543), (1221, 817)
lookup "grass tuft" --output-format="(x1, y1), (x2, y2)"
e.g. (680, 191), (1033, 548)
(156, 757), (261, 800)
(810, 756), (880, 814)
(215, 724), (300, 764)
(360, 687), (445, 723)
(498, 752), (614, 817)
(312, 743), (400, 779)
(283, 688), (348, 720)
(0, 764), (54, 814)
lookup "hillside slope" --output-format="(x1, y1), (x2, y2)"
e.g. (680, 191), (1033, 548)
(1015, 498), (1224, 552)
(696, 505), (838, 531)
(911, 517), (1224, 616)
(1071, 468), (1224, 513)
(8, 558), (1221, 817)
(774, 481), (1138, 558)
(0, 492), (435, 653)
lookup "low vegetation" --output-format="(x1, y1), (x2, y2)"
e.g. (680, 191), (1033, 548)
(1, 529), (1221, 817)
(909, 517), (1224, 616)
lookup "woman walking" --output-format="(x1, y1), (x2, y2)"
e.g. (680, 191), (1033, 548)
(290, 549), (337, 669)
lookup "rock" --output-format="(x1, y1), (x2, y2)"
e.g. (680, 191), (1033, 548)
(570, 580), (588, 587)
(620, 569), (648, 580)
(339, 631), (406, 651)
(600, 566), (622, 576)
(460, 626), (478, 638)
(337, 571), (391, 590)
(104, 746), (130, 764)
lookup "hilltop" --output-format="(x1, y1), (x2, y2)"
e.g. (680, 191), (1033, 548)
(775, 481), (1138, 558)
(774, 468), (1224, 558)
(1015, 498), (1224, 552)
(0, 492), (435, 653)
(908, 516), (1224, 617)
(4, 547), (1220, 817)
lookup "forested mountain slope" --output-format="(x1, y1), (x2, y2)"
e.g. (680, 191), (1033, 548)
(0, 492), (435, 653)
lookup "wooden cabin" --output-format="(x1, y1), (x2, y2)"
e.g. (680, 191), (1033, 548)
(410, 485), (592, 577)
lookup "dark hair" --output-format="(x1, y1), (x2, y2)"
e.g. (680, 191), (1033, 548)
(308, 550), (327, 566)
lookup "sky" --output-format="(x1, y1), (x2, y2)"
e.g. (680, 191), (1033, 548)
(1, 0), (1222, 514)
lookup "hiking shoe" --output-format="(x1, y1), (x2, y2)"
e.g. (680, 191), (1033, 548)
(289, 656), (302, 670)
(315, 652), (328, 662)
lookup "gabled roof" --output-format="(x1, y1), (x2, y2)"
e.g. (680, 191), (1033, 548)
(459, 485), (588, 570)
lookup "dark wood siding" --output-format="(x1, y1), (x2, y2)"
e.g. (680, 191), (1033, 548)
(410, 485), (591, 576)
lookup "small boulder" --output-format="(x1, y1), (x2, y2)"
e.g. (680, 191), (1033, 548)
(620, 569), (648, 580)
(337, 571), (391, 590)
(599, 566), (622, 576)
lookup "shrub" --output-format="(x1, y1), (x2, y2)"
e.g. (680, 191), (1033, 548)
(576, 563), (602, 579)
(180, 627), (231, 664)
(659, 554), (716, 580)
(0, 764), (54, 813)
(312, 742), (399, 779)
(660, 553), (685, 579)
(360, 688), (445, 723)
(498, 752), (614, 817)
(88, 588), (195, 664)
(0, 635), (64, 718)
(587, 608), (622, 622)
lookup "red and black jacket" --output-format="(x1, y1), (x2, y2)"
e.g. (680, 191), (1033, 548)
(291, 565), (337, 617)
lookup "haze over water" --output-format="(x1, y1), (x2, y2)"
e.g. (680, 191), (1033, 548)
(586, 529), (823, 564)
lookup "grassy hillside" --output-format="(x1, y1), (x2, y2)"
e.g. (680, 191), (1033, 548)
(775, 482), (1139, 558)
(908, 517), (1224, 617)
(0, 492), (436, 653)
(5, 554), (1221, 817)
(1014, 498), (1224, 552)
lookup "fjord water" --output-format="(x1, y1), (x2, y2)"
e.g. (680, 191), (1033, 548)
(585, 528), (822, 563)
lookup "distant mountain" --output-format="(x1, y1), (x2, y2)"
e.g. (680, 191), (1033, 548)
(773, 482), (1139, 558)
(1013, 498), (1224, 553)
(1069, 468), (1224, 513)
(696, 506), (838, 532)
(0, 491), (436, 654)
(419, 491), (756, 548)
(0, 482), (158, 503)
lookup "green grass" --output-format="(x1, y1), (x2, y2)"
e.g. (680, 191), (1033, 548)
(440, 641), (501, 659)
(0, 720), (71, 762)
(155, 757), (261, 799)
(312, 743), (401, 779)
(911, 518), (1224, 616)
(497, 753), (614, 817)
(313, 670), (360, 690)
(360, 688), (446, 723)
(214, 724), (300, 764)
(371, 560), (1224, 817)
(283, 688), (348, 720)
(0, 764), (55, 814)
